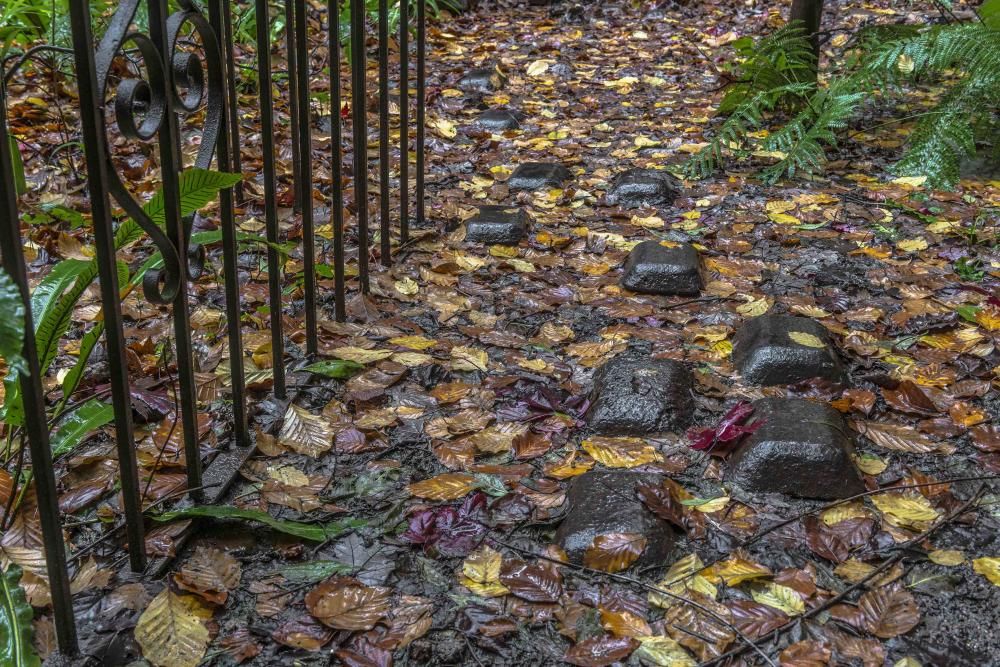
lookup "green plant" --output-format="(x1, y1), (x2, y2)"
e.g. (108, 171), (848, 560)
(0, 565), (40, 667)
(686, 0), (1000, 188)
(0, 269), (27, 380)
(1, 169), (240, 458)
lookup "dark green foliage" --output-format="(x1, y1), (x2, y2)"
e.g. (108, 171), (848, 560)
(687, 1), (1000, 188)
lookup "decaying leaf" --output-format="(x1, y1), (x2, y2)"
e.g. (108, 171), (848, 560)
(304, 578), (392, 631)
(407, 472), (478, 500)
(135, 589), (213, 667)
(277, 405), (332, 457)
(583, 533), (647, 573)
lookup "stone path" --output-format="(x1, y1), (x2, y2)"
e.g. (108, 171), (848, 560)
(459, 33), (870, 570)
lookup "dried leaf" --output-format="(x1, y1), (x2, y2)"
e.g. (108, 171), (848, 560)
(857, 584), (920, 638)
(407, 473), (478, 500)
(173, 547), (241, 605)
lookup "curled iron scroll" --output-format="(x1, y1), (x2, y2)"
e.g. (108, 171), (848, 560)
(94, 0), (224, 304)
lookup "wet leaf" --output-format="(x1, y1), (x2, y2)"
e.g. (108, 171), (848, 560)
(857, 584), (920, 638)
(564, 635), (638, 666)
(600, 609), (651, 638)
(871, 493), (939, 527)
(583, 532), (647, 573)
(408, 473), (478, 500)
(277, 404), (332, 457)
(305, 579), (392, 630)
(134, 589), (213, 667)
(634, 635), (696, 666)
(972, 557), (1000, 586)
(459, 546), (509, 597)
(499, 559), (562, 602)
(788, 331), (826, 348)
(751, 582), (805, 616)
(173, 546), (241, 605)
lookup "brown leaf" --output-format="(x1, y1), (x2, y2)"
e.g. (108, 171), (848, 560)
(882, 381), (940, 416)
(583, 533), (647, 573)
(564, 635), (638, 667)
(173, 546), (242, 605)
(271, 615), (336, 651)
(779, 639), (832, 667)
(600, 608), (652, 638)
(970, 424), (1000, 452)
(513, 431), (552, 459)
(857, 583), (921, 638)
(855, 421), (953, 454)
(636, 483), (684, 528)
(407, 472), (477, 500)
(305, 578), (392, 630)
(499, 559), (563, 602)
(728, 599), (788, 638)
(218, 628), (262, 664)
(803, 516), (849, 563)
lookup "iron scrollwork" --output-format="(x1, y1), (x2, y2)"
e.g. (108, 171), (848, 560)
(94, 0), (224, 304)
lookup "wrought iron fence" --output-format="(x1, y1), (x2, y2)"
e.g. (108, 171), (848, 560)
(0, 0), (429, 656)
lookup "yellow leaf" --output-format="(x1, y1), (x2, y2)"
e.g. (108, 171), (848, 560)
(432, 118), (457, 139)
(972, 557), (1000, 586)
(450, 346), (488, 371)
(737, 298), (770, 317)
(460, 546), (509, 597)
(391, 352), (435, 367)
(765, 200), (796, 214)
(135, 589), (212, 667)
(835, 559), (876, 583)
(788, 331), (826, 348)
(389, 335), (436, 350)
(649, 554), (716, 609)
(690, 496), (730, 513)
(768, 212), (800, 225)
(526, 60), (549, 77)
(278, 405), (332, 457)
(394, 277), (420, 296)
(853, 453), (887, 476)
(896, 238), (928, 253)
(894, 659), (923, 667)
(634, 136), (661, 148)
(634, 636), (696, 667)
(822, 501), (870, 526)
(631, 214), (664, 229)
(704, 557), (771, 586)
(582, 437), (663, 468)
(897, 53), (915, 74)
(751, 582), (805, 616)
(871, 493), (939, 526)
(408, 473), (478, 500)
(928, 549), (965, 566)
(892, 175), (926, 187)
(332, 347), (394, 364)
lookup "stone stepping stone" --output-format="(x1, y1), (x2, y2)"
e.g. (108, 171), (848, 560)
(725, 398), (865, 499)
(587, 356), (693, 436)
(507, 162), (572, 191)
(555, 471), (676, 568)
(621, 240), (702, 296)
(458, 67), (507, 93)
(606, 168), (681, 208)
(733, 315), (845, 386)
(473, 109), (521, 131)
(464, 205), (530, 244)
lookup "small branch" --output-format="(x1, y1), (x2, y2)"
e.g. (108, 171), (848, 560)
(3, 45), (75, 84)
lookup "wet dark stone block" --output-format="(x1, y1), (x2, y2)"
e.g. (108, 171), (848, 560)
(725, 398), (865, 499)
(733, 315), (845, 386)
(474, 109), (520, 131)
(587, 356), (694, 435)
(507, 162), (572, 191)
(606, 168), (681, 208)
(621, 240), (702, 296)
(555, 471), (676, 568)
(464, 206), (529, 244)
(458, 67), (506, 93)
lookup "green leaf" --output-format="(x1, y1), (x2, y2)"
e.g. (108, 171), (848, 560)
(0, 269), (27, 377)
(301, 359), (364, 379)
(0, 565), (41, 667)
(50, 399), (114, 458)
(982, 0), (1000, 30)
(60, 325), (103, 400)
(8, 137), (25, 197)
(274, 560), (354, 583)
(151, 506), (365, 541)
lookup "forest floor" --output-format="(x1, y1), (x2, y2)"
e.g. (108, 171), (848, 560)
(4, 0), (1000, 666)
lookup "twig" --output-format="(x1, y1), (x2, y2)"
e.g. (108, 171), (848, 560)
(490, 537), (779, 667)
(3, 45), (75, 84)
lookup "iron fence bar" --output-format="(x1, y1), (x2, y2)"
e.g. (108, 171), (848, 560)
(285, 0), (302, 212)
(0, 79), (78, 656)
(68, 0), (145, 572)
(329, 1), (347, 322)
(378, 0), (391, 267)
(416, 0), (426, 226)
(148, 0), (203, 493)
(210, 0), (250, 449)
(399, 0), (409, 243)
(350, 0), (370, 293)
(253, 0), (287, 398)
(221, 0), (244, 201)
(293, 0), (318, 354)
